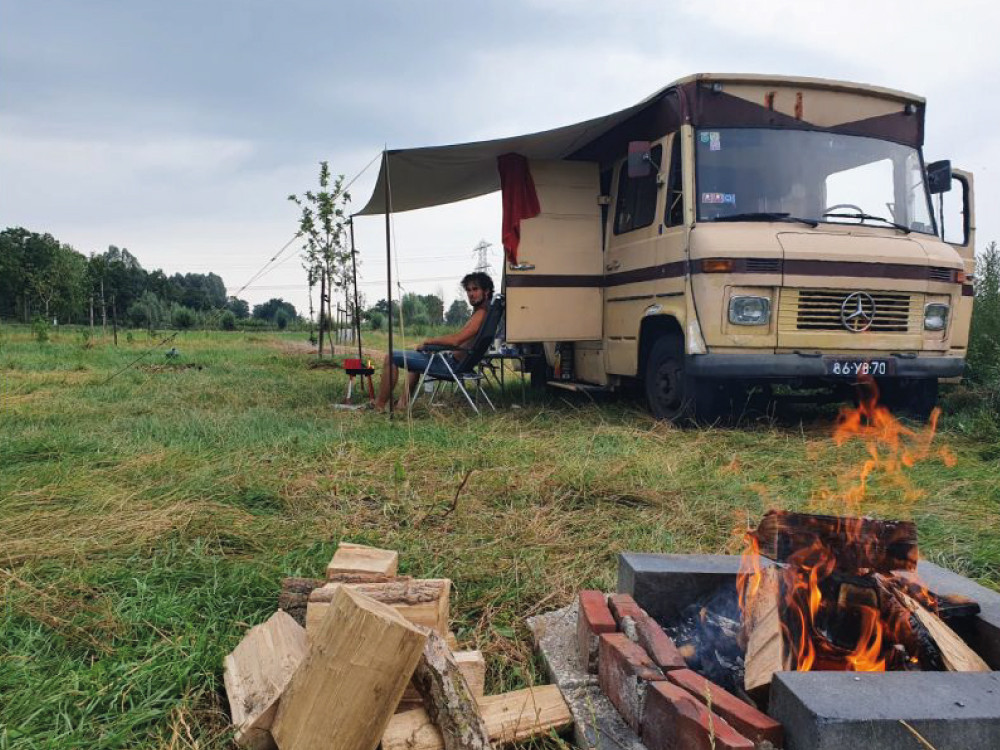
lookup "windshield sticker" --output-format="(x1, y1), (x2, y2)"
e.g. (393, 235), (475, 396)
(701, 131), (722, 150)
(702, 192), (736, 204)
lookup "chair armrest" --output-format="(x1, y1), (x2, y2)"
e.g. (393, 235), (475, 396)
(421, 344), (469, 353)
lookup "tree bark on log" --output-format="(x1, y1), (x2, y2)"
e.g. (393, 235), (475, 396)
(279, 574), (406, 626)
(411, 630), (493, 750)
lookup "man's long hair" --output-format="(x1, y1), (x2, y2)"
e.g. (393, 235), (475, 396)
(461, 272), (494, 303)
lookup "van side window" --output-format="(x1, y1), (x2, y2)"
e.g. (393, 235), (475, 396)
(614, 145), (662, 234)
(664, 135), (684, 227)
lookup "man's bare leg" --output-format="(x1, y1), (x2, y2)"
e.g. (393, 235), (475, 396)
(395, 369), (421, 410)
(374, 353), (398, 410)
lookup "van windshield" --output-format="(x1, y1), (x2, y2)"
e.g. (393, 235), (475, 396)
(695, 129), (936, 234)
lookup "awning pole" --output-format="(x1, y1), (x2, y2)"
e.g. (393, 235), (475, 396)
(349, 218), (363, 364)
(383, 150), (394, 418)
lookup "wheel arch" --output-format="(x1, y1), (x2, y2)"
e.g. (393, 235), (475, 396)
(638, 314), (685, 378)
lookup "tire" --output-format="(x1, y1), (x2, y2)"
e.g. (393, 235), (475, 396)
(526, 345), (550, 390)
(644, 336), (697, 422)
(877, 378), (939, 421)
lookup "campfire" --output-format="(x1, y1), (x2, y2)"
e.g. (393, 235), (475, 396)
(735, 379), (986, 692)
(738, 510), (987, 693)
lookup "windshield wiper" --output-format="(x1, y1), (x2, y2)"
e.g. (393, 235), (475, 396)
(823, 212), (911, 234)
(712, 212), (818, 228)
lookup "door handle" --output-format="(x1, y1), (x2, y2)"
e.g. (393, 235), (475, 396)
(606, 260), (622, 272)
(509, 262), (535, 271)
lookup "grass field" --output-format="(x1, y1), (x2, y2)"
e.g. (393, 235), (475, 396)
(2, 325), (999, 748)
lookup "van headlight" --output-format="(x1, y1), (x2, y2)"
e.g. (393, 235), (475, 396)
(729, 296), (771, 326)
(924, 303), (949, 331)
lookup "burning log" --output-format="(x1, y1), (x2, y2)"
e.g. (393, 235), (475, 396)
(742, 567), (790, 693)
(753, 510), (918, 573)
(878, 576), (990, 673)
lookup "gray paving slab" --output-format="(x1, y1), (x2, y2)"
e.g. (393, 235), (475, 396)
(527, 603), (646, 750)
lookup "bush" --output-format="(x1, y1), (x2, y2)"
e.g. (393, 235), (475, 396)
(172, 306), (197, 330)
(368, 312), (384, 331)
(219, 311), (237, 331)
(275, 310), (290, 330)
(32, 316), (49, 343)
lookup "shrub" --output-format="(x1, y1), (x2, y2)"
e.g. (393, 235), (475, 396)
(368, 312), (384, 331)
(31, 316), (49, 343)
(275, 310), (290, 330)
(219, 311), (237, 331)
(172, 306), (197, 330)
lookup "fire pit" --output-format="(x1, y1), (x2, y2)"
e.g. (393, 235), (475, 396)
(617, 551), (1000, 749)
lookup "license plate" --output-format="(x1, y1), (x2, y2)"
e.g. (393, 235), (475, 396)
(824, 358), (895, 377)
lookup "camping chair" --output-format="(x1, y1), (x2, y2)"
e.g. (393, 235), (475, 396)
(408, 295), (505, 414)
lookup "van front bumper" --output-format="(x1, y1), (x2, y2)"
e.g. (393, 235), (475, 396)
(686, 353), (964, 379)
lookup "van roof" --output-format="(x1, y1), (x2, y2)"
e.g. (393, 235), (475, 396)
(358, 74), (924, 217)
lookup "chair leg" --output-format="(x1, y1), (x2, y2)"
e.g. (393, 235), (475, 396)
(438, 358), (479, 414)
(409, 358), (436, 410)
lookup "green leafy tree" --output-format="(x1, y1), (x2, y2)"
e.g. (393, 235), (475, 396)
(252, 298), (298, 322)
(128, 291), (166, 331)
(225, 297), (250, 319)
(445, 299), (471, 326)
(400, 293), (429, 326)
(219, 310), (237, 331)
(289, 162), (353, 332)
(969, 240), (1000, 383)
(419, 294), (444, 326)
(171, 305), (197, 330)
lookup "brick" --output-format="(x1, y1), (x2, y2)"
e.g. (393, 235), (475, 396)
(642, 681), (754, 750)
(667, 669), (783, 749)
(633, 614), (687, 671)
(608, 593), (645, 626)
(577, 590), (616, 673)
(598, 632), (665, 732)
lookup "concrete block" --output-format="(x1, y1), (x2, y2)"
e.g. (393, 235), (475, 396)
(618, 553), (772, 624)
(770, 672), (1000, 750)
(918, 560), (1000, 669)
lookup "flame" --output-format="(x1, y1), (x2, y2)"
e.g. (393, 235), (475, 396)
(738, 378), (956, 677)
(845, 606), (887, 671)
(737, 533), (763, 618)
(828, 377), (948, 511)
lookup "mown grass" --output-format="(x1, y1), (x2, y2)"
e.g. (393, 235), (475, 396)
(2, 324), (999, 748)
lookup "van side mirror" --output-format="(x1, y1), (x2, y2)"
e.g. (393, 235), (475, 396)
(627, 141), (653, 178)
(927, 160), (952, 194)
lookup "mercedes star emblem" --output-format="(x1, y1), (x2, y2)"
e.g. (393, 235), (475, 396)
(841, 292), (876, 332)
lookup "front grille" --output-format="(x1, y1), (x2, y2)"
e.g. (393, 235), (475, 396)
(786, 289), (917, 332)
(745, 258), (781, 273)
(928, 267), (953, 282)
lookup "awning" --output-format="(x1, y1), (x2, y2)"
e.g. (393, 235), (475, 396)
(356, 85), (671, 216)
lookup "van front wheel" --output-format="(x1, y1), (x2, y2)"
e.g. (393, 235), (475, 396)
(644, 337), (694, 421)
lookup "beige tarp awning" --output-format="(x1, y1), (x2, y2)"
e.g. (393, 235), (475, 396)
(356, 87), (668, 216)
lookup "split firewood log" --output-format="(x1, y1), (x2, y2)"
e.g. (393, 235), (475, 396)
(411, 630), (492, 750)
(753, 510), (918, 572)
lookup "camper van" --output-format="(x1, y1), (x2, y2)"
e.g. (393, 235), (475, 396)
(360, 74), (975, 421)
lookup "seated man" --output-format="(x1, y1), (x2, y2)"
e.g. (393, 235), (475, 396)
(374, 272), (494, 411)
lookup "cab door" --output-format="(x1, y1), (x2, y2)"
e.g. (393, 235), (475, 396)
(505, 160), (603, 342)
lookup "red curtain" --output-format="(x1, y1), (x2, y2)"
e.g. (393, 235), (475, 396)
(498, 153), (541, 265)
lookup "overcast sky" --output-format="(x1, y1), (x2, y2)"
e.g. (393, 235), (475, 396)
(2, 0), (997, 316)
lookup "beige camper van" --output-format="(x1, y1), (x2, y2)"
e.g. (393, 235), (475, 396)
(360, 74), (975, 421)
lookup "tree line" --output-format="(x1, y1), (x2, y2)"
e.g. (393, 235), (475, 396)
(0, 225), (470, 333)
(0, 226), (303, 330)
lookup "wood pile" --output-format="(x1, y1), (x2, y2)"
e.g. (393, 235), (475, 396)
(223, 542), (572, 750)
